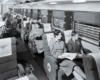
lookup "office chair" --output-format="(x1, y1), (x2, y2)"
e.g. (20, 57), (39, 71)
(0, 37), (25, 80)
(83, 53), (100, 80)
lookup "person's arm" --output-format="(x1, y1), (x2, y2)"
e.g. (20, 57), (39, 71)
(63, 42), (67, 53)
(25, 23), (29, 33)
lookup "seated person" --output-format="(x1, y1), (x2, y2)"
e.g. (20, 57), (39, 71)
(37, 17), (43, 28)
(29, 22), (44, 54)
(24, 18), (33, 41)
(67, 31), (85, 56)
(16, 15), (22, 33)
(49, 30), (86, 80)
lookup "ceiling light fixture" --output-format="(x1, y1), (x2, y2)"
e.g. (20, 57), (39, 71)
(72, 0), (86, 3)
(49, 2), (57, 4)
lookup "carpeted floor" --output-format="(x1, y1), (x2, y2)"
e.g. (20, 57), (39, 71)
(16, 38), (49, 80)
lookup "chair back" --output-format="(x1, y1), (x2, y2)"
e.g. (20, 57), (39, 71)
(83, 53), (100, 80)
(42, 32), (54, 57)
(0, 37), (17, 80)
(42, 22), (54, 57)
(63, 30), (72, 44)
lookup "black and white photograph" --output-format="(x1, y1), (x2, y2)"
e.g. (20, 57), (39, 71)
(0, 0), (100, 80)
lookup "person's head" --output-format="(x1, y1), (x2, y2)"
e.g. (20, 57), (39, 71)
(16, 15), (20, 19)
(8, 9), (11, 13)
(37, 17), (42, 23)
(71, 31), (79, 40)
(54, 30), (62, 41)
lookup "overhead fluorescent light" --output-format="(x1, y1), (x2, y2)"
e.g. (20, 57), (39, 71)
(37, 4), (42, 5)
(72, 0), (86, 3)
(49, 2), (57, 4)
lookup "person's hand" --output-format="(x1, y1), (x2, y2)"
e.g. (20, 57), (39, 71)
(58, 55), (62, 59)
(58, 55), (64, 59)
(37, 35), (40, 37)
(78, 54), (84, 57)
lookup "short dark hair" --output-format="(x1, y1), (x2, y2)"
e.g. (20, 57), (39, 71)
(71, 31), (78, 37)
(37, 17), (41, 21)
(16, 15), (19, 18)
(54, 30), (61, 36)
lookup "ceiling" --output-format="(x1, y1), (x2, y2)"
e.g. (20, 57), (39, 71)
(0, 0), (28, 4)
(0, 0), (100, 5)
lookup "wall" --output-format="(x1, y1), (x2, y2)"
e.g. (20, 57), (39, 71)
(74, 12), (100, 25)
(82, 41), (100, 53)
(1, 4), (13, 14)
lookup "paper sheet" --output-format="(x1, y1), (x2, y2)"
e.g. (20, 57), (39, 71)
(15, 76), (29, 80)
(0, 38), (12, 57)
(43, 23), (51, 32)
(58, 53), (78, 60)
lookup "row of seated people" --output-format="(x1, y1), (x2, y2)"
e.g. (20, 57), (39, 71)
(43, 30), (88, 80)
(26, 17), (89, 80)
(42, 29), (100, 80)
(13, 15), (100, 80)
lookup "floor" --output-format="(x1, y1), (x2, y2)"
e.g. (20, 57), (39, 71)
(16, 38), (49, 80)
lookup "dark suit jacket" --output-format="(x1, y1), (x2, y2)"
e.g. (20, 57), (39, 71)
(67, 38), (82, 53)
(25, 22), (32, 32)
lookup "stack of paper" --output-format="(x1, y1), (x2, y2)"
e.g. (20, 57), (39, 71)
(58, 53), (78, 60)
